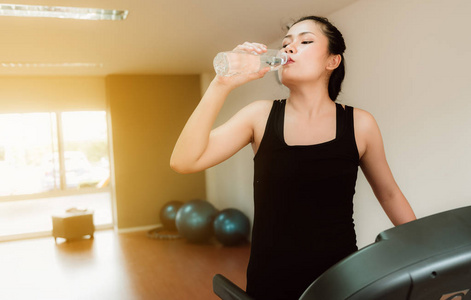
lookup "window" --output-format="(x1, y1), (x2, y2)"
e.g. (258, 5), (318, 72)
(0, 111), (110, 196)
(62, 112), (110, 190)
(0, 111), (113, 238)
(0, 113), (57, 196)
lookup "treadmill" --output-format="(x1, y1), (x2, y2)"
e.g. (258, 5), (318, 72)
(213, 205), (471, 300)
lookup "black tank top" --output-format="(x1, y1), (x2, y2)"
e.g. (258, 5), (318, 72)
(246, 100), (359, 300)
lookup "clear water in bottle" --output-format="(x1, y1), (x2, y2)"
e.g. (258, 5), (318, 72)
(214, 49), (287, 77)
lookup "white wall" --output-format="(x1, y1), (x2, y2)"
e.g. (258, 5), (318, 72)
(203, 0), (471, 248)
(329, 0), (471, 247)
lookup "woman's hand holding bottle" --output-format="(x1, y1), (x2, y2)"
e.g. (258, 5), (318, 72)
(212, 42), (276, 90)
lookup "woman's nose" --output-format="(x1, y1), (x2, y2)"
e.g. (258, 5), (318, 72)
(284, 44), (296, 54)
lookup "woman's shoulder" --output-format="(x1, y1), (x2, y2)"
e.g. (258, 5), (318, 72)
(348, 105), (378, 130)
(240, 99), (277, 118)
(336, 103), (376, 128)
(229, 100), (276, 130)
(239, 100), (279, 145)
(246, 99), (278, 109)
(351, 106), (382, 157)
(354, 105), (373, 115)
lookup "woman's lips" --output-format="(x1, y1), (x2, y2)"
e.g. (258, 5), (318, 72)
(286, 58), (295, 65)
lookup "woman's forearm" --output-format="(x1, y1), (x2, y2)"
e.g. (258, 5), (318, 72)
(170, 79), (232, 173)
(379, 190), (416, 226)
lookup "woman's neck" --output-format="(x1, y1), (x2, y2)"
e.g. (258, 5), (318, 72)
(286, 82), (334, 118)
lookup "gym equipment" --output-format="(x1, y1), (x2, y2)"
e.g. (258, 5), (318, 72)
(160, 200), (184, 230)
(175, 199), (218, 243)
(213, 209), (250, 246)
(213, 205), (471, 300)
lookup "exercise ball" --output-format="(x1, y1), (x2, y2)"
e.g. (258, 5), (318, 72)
(213, 208), (250, 246)
(176, 199), (218, 243)
(159, 200), (184, 230)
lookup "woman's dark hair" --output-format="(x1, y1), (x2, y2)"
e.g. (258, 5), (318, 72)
(288, 16), (346, 101)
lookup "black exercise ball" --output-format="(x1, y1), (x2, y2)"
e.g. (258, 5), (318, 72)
(159, 200), (184, 230)
(175, 199), (218, 243)
(213, 208), (250, 246)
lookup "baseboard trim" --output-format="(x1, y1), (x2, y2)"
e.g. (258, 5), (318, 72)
(0, 230), (52, 243)
(0, 224), (114, 243)
(117, 224), (161, 234)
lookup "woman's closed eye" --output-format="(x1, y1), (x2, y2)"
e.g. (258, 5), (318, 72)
(282, 40), (313, 48)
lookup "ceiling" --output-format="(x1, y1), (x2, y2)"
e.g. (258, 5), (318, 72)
(0, 0), (359, 76)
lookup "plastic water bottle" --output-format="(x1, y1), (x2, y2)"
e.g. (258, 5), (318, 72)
(213, 49), (288, 77)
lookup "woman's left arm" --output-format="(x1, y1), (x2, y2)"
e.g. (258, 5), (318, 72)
(354, 108), (416, 226)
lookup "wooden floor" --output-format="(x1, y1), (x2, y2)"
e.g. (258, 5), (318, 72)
(0, 229), (250, 300)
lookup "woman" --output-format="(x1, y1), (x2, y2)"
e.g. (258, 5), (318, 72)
(171, 16), (416, 300)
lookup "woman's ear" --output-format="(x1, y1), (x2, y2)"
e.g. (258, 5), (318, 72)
(326, 54), (341, 70)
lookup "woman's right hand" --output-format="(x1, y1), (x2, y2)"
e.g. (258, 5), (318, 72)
(171, 42), (271, 174)
(213, 42), (271, 90)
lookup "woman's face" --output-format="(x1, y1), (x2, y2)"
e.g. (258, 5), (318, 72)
(280, 20), (333, 85)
